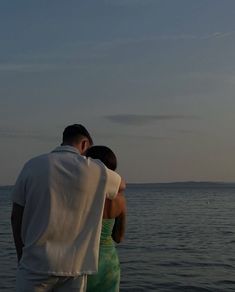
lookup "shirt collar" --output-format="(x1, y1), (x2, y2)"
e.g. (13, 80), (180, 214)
(52, 145), (81, 155)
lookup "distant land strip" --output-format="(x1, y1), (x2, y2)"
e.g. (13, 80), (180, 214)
(1, 182), (235, 190)
(127, 182), (235, 188)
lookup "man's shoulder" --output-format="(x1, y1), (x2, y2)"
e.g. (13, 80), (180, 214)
(25, 153), (50, 167)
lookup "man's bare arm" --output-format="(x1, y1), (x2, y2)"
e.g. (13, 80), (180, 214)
(11, 203), (24, 262)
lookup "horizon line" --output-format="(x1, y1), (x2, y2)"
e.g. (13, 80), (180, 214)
(1, 180), (235, 188)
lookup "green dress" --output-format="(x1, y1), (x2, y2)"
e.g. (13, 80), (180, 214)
(87, 219), (120, 292)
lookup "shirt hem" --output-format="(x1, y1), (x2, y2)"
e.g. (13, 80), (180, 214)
(19, 263), (97, 276)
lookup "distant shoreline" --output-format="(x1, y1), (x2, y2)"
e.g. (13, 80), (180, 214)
(2, 181), (235, 189)
(127, 181), (235, 188)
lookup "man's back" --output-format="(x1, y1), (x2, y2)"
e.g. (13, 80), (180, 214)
(12, 146), (121, 275)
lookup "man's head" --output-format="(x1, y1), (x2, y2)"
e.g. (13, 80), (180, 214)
(62, 124), (93, 154)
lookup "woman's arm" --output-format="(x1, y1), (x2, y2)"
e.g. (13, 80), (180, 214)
(119, 178), (126, 192)
(112, 193), (126, 243)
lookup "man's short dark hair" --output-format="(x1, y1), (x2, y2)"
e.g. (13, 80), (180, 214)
(62, 124), (93, 145)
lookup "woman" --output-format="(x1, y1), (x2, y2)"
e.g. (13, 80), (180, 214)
(86, 146), (127, 292)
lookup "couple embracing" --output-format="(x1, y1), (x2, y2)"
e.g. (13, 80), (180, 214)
(11, 124), (127, 292)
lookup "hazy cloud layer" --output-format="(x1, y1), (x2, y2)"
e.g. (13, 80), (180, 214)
(0, 62), (62, 73)
(93, 31), (235, 48)
(94, 131), (169, 141)
(105, 114), (198, 126)
(175, 129), (203, 135)
(0, 127), (169, 141)
(1, 30), (233, 73)
(0, 128), (58, 142)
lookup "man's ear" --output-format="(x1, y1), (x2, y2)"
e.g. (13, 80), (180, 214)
(80, 139), (89, 155)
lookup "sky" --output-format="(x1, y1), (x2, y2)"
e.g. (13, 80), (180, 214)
(1, 0), (235, 184)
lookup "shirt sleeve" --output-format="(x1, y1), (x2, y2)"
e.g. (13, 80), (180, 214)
(11, 164), (27, 206)
(105, 167), (121, 200)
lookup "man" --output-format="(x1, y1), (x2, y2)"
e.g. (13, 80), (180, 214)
(11, 124), (124, 291)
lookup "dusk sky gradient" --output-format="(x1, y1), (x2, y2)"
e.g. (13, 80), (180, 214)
(1, 0), (235, 184)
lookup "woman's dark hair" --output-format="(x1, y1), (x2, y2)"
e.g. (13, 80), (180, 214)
(86, 146), (117, 171)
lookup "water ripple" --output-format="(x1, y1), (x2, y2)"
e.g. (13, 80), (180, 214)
(1, 186), (235, 291)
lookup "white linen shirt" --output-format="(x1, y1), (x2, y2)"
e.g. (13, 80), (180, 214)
(12, 146), (121, 276)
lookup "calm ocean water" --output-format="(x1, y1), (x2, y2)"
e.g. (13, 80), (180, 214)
(1, 184), (235, 291)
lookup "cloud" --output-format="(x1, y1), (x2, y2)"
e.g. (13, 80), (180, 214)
(94, 131), (169, 141)
(0, 63), (60, 73)
(200, 31), (235, 40)
(3, 30), (233, 72)
(104, 0), (155, 6)
(0, 128), (58, 142)
(176, 129), (202, 135)
(105, 114), (198, 126)
(79, 31), (235, 52)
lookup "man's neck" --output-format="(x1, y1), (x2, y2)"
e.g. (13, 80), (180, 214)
(61, 143), (81, 154)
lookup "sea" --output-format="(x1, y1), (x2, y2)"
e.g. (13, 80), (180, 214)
(1, 183), (235, 291)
